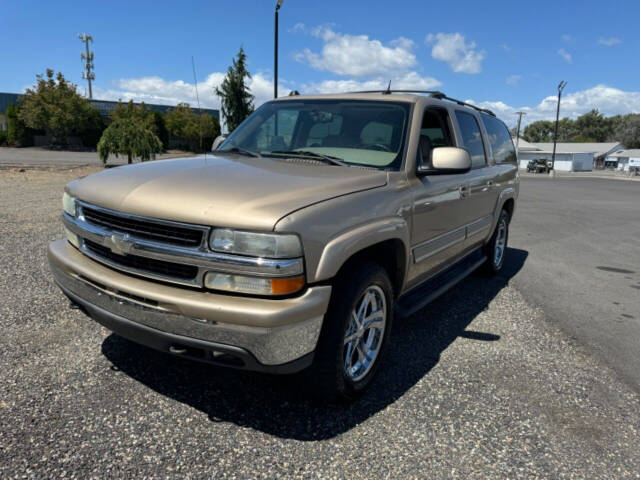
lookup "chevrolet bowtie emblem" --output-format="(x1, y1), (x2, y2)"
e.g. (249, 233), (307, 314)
(105, 233), (133, 255)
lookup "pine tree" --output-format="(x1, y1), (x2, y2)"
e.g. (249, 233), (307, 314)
(215, 47), (255, 132)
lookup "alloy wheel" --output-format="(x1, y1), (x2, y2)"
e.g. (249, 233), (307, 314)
(343, 285), (387, 382)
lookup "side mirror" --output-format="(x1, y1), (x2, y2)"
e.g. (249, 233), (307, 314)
(211, 135), (227, 151)
(418, 147), (472, 175)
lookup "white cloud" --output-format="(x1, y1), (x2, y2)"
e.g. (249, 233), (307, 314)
(561, 34), (572, 43)
(426, 32), (485, 74)
(94, 72), (283, 111)
(295, 26), (417, 76)
(468, 85), (640, 127)
(557, 48), (572, 63)
(598, 37), (622, 47)
(304, 71), (441, 94)
(506, 74), (522, 86)
(289, 22), (306, 33)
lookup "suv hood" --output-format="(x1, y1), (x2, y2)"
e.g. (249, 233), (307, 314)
(67, 155), (387, 230)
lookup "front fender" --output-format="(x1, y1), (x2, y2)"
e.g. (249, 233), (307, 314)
(313, 217), (410, 283)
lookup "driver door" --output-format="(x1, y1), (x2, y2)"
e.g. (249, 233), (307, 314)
(410, 107), (471, 285)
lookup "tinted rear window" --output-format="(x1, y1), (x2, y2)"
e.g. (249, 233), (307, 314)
(481, 113), (517, 164)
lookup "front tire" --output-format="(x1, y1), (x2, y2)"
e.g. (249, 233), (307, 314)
(308, 262), (394, 402)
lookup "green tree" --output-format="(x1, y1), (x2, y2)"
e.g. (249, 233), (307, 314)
(81, 107), (106, 148)
(6, 103), (33, 147)
(215, 47), (254, 132)
(18, 69), (99, 146)
(523, 120), (555, 142)
(152, 111), (169, 149)
(573, 109), (612, 142)
(611, 114), (640, 148)
(165, 103), (220, 151)
(112, 100), (154, 128)
(556, 117), (578, 142)
(97, 119), (162, 164)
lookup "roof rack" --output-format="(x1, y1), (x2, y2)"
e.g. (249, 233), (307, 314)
(348, 89), (496, 117)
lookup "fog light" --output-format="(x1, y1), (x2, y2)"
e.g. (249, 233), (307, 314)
(65, 227), (80, 248)
(204, 272), (304, 295)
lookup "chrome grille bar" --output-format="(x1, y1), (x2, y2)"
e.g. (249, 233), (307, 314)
(63, 202), (304, 288)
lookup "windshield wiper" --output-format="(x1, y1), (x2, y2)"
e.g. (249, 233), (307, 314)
(216, 146), (262, 158)
(269, 150), (348, 167)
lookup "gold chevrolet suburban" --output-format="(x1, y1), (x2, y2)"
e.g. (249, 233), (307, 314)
(49, 91), (518, 401)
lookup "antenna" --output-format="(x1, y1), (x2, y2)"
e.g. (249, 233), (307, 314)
(191, 56), (205, 158)
(383, 80), (392, 94)
(78, 33), (95, 98)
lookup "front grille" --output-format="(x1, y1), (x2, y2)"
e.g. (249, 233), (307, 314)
(82, 206), (204, 247)
(84, 239), (198, 281)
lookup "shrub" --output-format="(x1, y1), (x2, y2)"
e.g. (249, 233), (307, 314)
(97, 119), (162, 164)
(6, 103), (33, 147)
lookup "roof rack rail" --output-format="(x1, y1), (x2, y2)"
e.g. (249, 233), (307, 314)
(350, 89), (445, 96)
(347, 89), (496, 117)
(431, 92), (496, 117)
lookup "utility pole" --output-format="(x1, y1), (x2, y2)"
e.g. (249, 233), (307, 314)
(515, 111), (526, 150)
(550, 80), (567, 174)
(78, 33), (95, 99)
(274, 0), (283, 99)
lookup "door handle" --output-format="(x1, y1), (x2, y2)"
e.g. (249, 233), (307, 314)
(459, 185), (469, 197)
(486, 180), (494, 187)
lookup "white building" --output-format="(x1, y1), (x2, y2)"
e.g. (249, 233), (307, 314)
(516, 141), (622, 172)
(604, 149), (640, 171)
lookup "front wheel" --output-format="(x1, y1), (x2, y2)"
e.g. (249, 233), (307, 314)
(307, 263), (394, 402)
(480, 209), (510, 275)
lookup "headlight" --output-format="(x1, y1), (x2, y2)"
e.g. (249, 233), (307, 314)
(209, 228), (302, 258)
(62, 192), (77, 217)
(204, 272), (305, 296)
(207, 228), (304, 295)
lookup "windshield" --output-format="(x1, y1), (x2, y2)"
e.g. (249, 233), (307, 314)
(218, 100), (411, 169)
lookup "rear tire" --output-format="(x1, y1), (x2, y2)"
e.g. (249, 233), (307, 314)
(480, 209), (510, 276)
(307, 262), (394, 402)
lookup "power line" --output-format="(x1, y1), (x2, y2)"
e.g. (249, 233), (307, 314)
(78, 33), (95, 99)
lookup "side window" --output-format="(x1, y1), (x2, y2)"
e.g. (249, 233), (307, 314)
(419, 108), (453, 165)
(481, 113), (517, 164)
(455, 111), (487, 168)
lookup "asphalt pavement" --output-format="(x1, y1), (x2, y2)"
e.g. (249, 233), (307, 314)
(0, 146), (194, 168)
(510, 176), (640, 392)
(1, 167), (639, 479)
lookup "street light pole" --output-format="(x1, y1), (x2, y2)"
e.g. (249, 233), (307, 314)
(515, 111), (526, 150)
(550, 80), (567, 173)
(274, 0), (283, 99)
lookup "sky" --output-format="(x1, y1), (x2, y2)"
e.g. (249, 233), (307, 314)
(2, 0), (639, 127)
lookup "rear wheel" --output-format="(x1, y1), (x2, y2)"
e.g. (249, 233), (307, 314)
(480, 209), (510, 275)
(308, 262), (394, 402)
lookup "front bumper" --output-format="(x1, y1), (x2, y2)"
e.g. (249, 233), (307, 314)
(48, 239), (332, 372)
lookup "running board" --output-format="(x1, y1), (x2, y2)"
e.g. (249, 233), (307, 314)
(395, 249), (487, 318)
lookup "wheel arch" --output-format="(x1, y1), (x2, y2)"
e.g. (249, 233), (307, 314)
(312, 217), (410, 298)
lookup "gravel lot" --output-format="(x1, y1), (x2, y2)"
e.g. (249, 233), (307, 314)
(1, 167), (639, 479)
